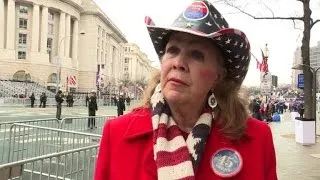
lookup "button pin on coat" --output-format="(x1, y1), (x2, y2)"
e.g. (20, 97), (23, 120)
(211, 148), (243, 178)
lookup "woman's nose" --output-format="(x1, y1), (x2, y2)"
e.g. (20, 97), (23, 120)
(172, 53), (188, 72)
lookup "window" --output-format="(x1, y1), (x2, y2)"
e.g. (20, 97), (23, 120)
(101, 64), (105, 69)
(18, 34), (27, 45)
(98, 26), (101, 36)
(125, 58), (129, 63)
(47, 38), (53, 61)
(48, 12), (54, 21)
(101, 52), (103, 62)
(97, 49), (99, 62)
(48, 24), (54, 35)
(47, 38), (53, 49)
(18, 51), (26, 59)
(102, 30), (105, 38)
(97, 38), (100, 47)
(124, 67), (128, 71)
(19, 6), (28, 14)
(19, 18), (28, 29)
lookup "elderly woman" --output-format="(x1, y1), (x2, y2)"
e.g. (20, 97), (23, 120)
(95, 0), (277, 179)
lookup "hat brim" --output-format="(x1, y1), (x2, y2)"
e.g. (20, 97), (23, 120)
(146, 24), (251, 84)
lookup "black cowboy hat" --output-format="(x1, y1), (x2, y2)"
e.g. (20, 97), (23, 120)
(145, 0), (251, 85)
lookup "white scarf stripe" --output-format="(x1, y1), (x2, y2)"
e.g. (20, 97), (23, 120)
(157, 161), (195, 180)
(152, 114), (177, 130)
(155, 136), (186, 153)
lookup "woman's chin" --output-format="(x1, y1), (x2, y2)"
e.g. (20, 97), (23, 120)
(164, 91), (187, 104)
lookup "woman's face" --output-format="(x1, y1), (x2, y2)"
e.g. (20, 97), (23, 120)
(160, 32), (224, 106)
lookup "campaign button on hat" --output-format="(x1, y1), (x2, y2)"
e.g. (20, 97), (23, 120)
(211, 148), (243, 178)
(183, 1), (209, 21)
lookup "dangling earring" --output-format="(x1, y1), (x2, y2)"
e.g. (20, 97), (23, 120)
(208, 92), (217, 109)
(208, 92), (217, 118)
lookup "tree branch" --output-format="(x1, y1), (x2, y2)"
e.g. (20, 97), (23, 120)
(259, 1), (274, 17)
(225, 1), (304, 21)
(311, 19), (320, 28)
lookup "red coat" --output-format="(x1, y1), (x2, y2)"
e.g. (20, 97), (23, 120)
(95, 108), (277, 180)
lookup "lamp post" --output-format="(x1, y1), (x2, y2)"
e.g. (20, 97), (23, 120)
(263, 43), (270, 103)
(56, 31), (85, 93)
(292, 64), (320, 135)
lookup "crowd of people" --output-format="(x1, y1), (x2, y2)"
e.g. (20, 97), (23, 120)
(249, 97), (305, 122)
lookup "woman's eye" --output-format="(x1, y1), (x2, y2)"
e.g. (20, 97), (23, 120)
(191, 51), (204, 61)
(166, 46), (179, 54)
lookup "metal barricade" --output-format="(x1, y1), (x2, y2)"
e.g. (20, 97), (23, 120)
(5, 123), (101, 164)
(0, 118), (60, 164)
(0, 144), (99, 180)
(61, 116), (116, 134)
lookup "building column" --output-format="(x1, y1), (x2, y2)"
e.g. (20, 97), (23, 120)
(65, 14), (70, 57)
(58, 12), (66, 57)
(31, 4), (40, 52)
(72, 19), (79, 60)
(6, 0), (16, 50)
(40, 6), (48, 53)
(0, 0), (5, 49)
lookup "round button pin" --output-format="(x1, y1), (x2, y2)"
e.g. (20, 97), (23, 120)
(211, 148), (243, 178)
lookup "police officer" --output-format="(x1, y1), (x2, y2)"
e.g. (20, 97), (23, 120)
(88, 90), (98, 129)
(55, 90), (64, 120)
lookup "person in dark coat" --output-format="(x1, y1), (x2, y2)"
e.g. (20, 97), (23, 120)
(29, 93), (35, 108)
(126, 96), (131, 106)
(249, 99), (262, 121)
(55, 90), (64, 120)
(117, 95), (126, 117)
(298, 103), (305, 118)
(39, 93), (44, 108)
(85, 94), (89, 107)
(66, 93), (73, 107)
(88, 91), (98, 129)
(42, 93), (47, 108)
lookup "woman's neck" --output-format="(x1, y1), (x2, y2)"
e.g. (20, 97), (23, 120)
(168, 101), (206, 133)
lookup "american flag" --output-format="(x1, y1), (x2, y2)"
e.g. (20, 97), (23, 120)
(68, 75), (77, 86)
(252, 50), (269, 73)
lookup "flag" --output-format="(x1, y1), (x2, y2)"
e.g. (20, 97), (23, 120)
(68, 76), (77, 86)
(251, 53), (261, 70)
(260, 49), (269, 72)
(144, 16), (155, 26)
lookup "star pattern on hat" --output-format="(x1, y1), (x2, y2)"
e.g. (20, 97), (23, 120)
(206, 22), (212, 26)
(186, 22), (193, 28)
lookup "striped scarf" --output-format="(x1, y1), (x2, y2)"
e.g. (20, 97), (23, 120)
(150, 84), (212, 180)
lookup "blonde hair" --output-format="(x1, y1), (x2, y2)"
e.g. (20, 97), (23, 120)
(135, 69), (249, 140)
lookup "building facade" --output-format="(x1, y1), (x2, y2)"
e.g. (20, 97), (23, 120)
(123, 43), (156, 83)
(292, 41), (320, 91)
(0, 0), (126, 93)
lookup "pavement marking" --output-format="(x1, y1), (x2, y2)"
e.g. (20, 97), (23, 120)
(23, 169), (71, 180)
(309, 153), (320, 159)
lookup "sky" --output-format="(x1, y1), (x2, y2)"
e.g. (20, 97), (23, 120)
(93, 0), (320, 87)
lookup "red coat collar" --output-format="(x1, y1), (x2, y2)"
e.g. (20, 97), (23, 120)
(124, 107), (255, 141)
(124, 108), (154, 140)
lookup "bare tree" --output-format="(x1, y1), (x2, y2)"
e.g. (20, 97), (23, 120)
(222, 0), (320, 119)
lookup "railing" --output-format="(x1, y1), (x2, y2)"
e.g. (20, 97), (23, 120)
(0, 144), (99, 180)
(0, 118), (60, 163)
(60, 116), (116, 135)
(3, 123), (101, 164)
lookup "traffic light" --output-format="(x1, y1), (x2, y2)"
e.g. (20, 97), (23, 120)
(272, 75), (278, 87)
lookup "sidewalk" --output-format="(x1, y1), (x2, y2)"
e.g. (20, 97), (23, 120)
(270, 113), (320, 180)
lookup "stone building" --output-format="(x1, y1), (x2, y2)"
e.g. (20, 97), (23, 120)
(0, 0), (127, 93)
